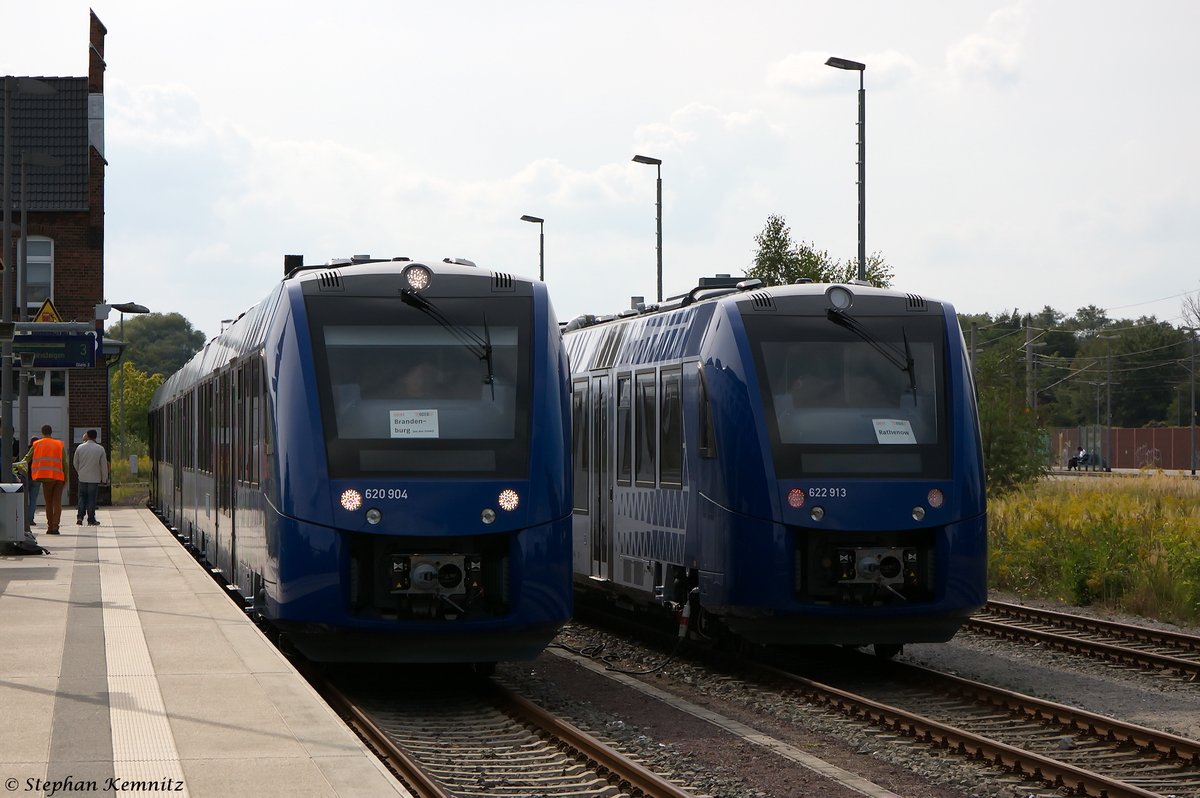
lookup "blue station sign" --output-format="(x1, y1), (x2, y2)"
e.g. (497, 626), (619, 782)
(13, 331), (98, 369)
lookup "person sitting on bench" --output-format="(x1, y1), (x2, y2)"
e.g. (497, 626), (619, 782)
(1068, 446), (1089, 470)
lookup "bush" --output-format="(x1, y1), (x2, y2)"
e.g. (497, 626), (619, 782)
(990, 474), (1200, 624)
(974, 342), (1047, 492)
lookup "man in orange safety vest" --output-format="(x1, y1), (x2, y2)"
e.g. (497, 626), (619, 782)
(31, 425), (69, 535)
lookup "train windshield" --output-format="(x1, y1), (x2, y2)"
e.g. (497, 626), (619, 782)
(306, 295), (532, 479)
(742, 313), (948, 478)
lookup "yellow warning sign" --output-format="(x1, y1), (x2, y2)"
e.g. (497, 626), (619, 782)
(33, 298), (62, 323)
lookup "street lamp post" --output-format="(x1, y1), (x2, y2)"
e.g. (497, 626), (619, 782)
(825, 56), (867, 281)
(519, 215), (544, 281)
(110, 302), (150, 459)
(1097, 334), (1121, 471)
(632, 155), (663, 302)
(3, 75), (57, 481)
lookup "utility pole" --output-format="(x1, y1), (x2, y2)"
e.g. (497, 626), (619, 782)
(1025, 320), (1034, 410)
(1097, 334), (1121, 471)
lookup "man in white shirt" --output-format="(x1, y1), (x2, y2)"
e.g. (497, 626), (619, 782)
(73, 429), (109, 526)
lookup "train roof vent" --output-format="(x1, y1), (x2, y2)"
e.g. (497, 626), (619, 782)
(749, 291), (776, 311)
(316, 270), (344, 292)
(905, 293), (928, 312)
(491, 272), (516, 292)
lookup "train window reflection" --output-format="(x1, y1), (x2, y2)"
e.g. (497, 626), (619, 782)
(743, 314), (948, 479)
(324, 325), (520, 441)
(307, 296), (532, 479)
(761, 339), (938, 446)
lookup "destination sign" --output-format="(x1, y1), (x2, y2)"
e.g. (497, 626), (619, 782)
(12, 331), (98, 369)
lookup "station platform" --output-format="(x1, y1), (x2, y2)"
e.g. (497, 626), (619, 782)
(0, 507), (410, 798)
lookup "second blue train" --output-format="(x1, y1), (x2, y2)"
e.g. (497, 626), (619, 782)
(563, 277), (987, 655)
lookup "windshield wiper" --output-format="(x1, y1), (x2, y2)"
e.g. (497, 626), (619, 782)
(400, 290), (496, 398)
(826, 308), (917, 394)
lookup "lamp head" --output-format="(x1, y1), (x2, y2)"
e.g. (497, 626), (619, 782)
(825, 56), (866, 71)
(520, 215), (544, 224)
(632, 155), (662, 166)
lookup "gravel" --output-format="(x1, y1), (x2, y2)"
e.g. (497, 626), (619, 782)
(498, 595), (1200, 797)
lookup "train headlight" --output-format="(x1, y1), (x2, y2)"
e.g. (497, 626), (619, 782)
(340, 489), (363, 511)
(366, 508), (382, 525)
(927, 489), (945, 508)
(481, 508), (497, 524)
(403, 264), (432, 291)
(912, 506), (926, 521)
(826, 285), (853, 310)
(498, 489), (519, 511)
(787, 488), (805, 508)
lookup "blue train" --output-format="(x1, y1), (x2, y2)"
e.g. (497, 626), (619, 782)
(149, 255), (573, 664)
(563, 276), (986, 656)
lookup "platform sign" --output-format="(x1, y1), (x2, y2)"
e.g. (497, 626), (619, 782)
(12, 331), (97, 368)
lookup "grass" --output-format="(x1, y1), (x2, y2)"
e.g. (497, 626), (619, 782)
(989, 473), (1200, 626)
(108, 455), (149, 506)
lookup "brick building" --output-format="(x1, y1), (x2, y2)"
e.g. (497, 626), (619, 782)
(1, 11), (109, 504)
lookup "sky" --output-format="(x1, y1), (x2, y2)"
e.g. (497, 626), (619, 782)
(3, 1), (1198, 340)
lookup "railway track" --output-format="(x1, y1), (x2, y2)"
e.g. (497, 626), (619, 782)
(572, 605), (1200, 797)
(759, 651), (1200, 798)
(308, 664), (695, 798)
(963, 600), (1200, 681)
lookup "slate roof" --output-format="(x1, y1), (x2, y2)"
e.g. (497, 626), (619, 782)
(0, 77), (90, 212)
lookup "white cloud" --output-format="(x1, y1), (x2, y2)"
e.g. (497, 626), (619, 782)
(103, 79), (791, 334)
(946, 3), (1028, 90)
(767, 50), (917, 94)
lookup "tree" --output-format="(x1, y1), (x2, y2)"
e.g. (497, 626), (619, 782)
(110, 361), (164, 452)
(1181, 292), (1200, 330)
(834, 252), (894, 288)
(1065, 305), (1111, 339)
(106, 312), (206, 378)
(973, 337), (1047, 490)
(749, 214), (799, 283)
(747, 214), (892, 288)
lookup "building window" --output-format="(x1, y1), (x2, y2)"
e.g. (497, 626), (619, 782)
(23, 237), (53, 307)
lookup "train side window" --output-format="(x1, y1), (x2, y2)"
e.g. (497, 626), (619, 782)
(196, 386), (204, 473)
(572, 378), (589, 512)
(616, 374), (631, 486)
(698, 365), (716, 459)
(635, 370), (656, 487)
(660, 368), (682, 487)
